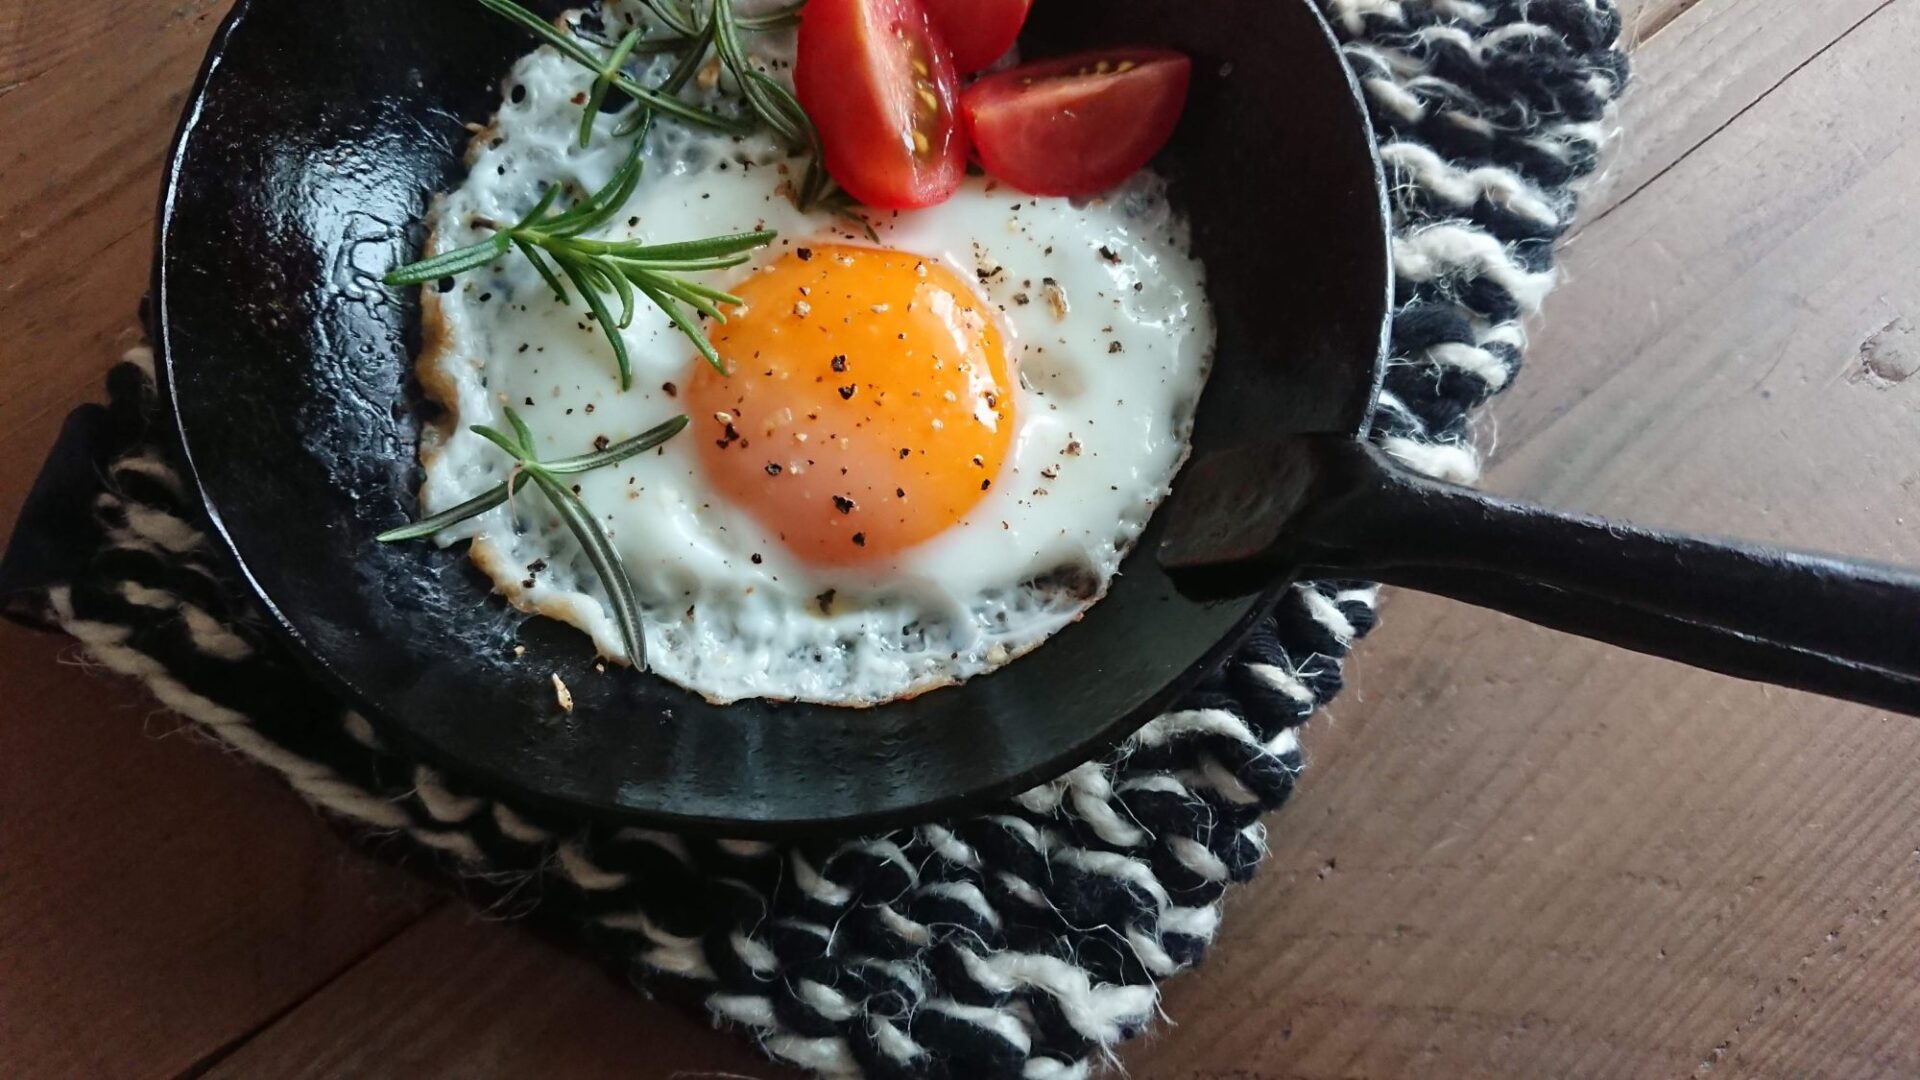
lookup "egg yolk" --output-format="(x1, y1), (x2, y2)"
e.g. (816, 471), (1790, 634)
(688, 245), (1014, 566)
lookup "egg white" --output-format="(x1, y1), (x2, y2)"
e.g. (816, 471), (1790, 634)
(415, 1), (1215, 705)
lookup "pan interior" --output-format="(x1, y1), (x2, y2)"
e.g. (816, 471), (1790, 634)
(156, 0), (1390, 833)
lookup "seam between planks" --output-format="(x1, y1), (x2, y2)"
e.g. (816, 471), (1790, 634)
(1633, 0), (1709, 46)
(1567, 0), (1904, 247)
(171, 898), (452, 1080)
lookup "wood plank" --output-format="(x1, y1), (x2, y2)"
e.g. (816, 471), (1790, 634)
(0, 0), (235, 532)
(201, 906), (784, 1080)
(1580, 0), (1894, 225)
(1501, 0), (1920, 523)
(1123, 0), (1920, 1075)
(0, 627), (436, 1078)
(1137, 606), (1920, 1078)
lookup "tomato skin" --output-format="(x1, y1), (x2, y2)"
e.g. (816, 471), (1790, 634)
(962, 49), (1192, 198)
(919, 0), (1031, 73)
(796, 0), (968, 210)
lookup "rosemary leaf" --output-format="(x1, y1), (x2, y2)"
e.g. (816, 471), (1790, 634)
(384, 234), (511, 284)
(620, 7), (715, 136)
(737, 0), (807, 31)
(514, 236), (572, 302)
(527, 468), (647, 667)
(647, 273), (740, 312)
(570, 228), (776, 260)
(608, 69), (755, 134)
(638, 0), (700, 38)
(638, 0), (800, 39)
(475, 0), (748, 136)
(503, 405), (540, 452)
(544, 414), (690, 473)
(560, 257), (635, 390)
(475, 0), (602, 68)
(472, 424), (531, 460)
(666, 276), (745, 305)
(517, 177), (568, 226)
(606, 261), (639, 329)
(580, 27), (647, 147)
(375, 478), (521, 543)
(711, 0), (795, 141)
(544, 142), (645, 234)
(634, 278), (725, 372)
(737, 70), (803, 146)
(610, 253), (756, 274)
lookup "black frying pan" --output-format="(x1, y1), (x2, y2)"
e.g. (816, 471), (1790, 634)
(154, 0), (1920, 838)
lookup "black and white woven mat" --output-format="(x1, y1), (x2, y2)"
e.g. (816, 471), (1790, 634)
(2, 3), (1624, 1075)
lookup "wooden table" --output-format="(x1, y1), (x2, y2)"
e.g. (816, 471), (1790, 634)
(6, 0), (1919, 1075)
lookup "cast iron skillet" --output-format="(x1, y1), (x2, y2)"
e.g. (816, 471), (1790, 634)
(156, 0), (1920, 837)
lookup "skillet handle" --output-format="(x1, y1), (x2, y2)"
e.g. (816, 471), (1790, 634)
(1379, 567), (1920, 716)
(1159, 436), (1920, 715)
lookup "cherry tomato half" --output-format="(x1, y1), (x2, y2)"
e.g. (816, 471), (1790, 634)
(795, 0), (968, 210)
(962, 48), (1192, 198)
(920, 0), (1031, 74)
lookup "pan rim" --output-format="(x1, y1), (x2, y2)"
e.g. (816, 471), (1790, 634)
(151, 0), (1392, 835)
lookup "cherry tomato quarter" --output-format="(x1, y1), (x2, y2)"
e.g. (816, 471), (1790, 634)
(962, 48), (1192, 197)
(919, 0), (1031, 74)
(795, 0), (969, 209)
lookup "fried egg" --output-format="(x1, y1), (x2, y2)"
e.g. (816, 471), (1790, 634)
(414, 1), (1214, 705)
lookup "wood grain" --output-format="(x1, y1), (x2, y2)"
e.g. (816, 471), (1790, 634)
(0, 0), (232, 532)
(1124, 0), (1920, 1076)
(5, 0), (1920, 1076)
(201, 906), (779, 1080)
(1583, 0), (1896, 224)
(0, 629), (435, 1078)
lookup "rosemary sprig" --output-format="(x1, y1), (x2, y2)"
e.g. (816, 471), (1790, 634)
(385, 142), (776, 387)
(577, 26), (646, 147)
(593, 0), (803, 142)
(477, 0), (871, 226)
(378, 409), (690, 668)
(476, 0), (750, 136)
(635, 0), (861, 222)
(614, 0), (716, 139)
(705, 0), (840, 212)
(637, 0), (804, 38)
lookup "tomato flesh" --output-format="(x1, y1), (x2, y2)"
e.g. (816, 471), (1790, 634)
(962, 49), (1192, 198)
(796, 0), (967, 210)
(920, 0), (1031, 74)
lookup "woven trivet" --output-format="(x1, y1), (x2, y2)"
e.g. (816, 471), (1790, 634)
(0, 3), (1625, 1075)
